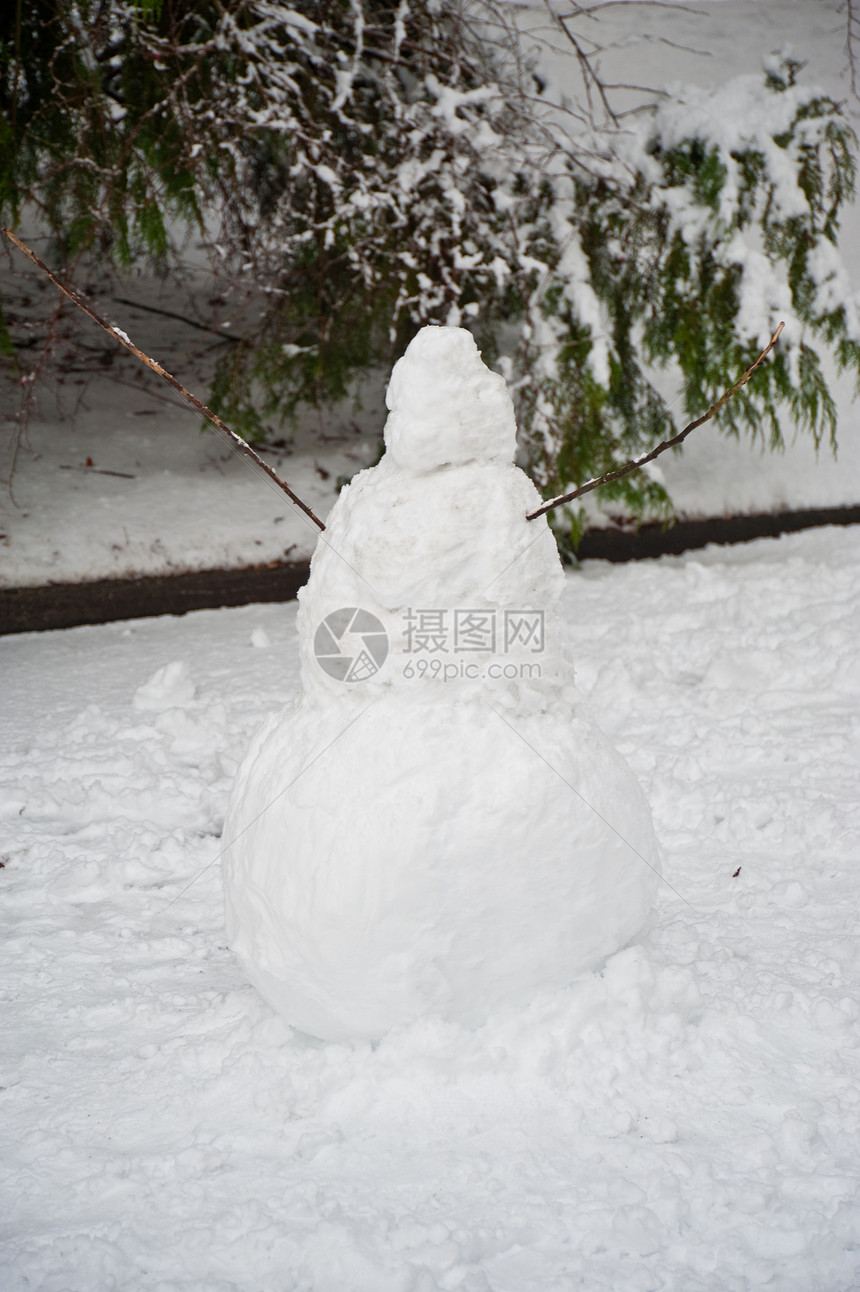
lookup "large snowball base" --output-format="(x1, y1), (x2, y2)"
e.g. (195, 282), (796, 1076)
(223, 694), (659, 1042)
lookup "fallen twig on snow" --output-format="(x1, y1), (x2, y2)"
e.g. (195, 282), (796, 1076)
(113, 296), (246, 345)
(527, 321), (785, 522)
(1, 229), (326, 531)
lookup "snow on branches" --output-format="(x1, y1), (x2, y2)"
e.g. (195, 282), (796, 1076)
(2, 3), (858, 541)
(515, 54), (859, 548)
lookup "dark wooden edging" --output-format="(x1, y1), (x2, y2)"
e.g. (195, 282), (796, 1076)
(576, 503), (860, 563)
(0, 560), (311, 635)
(2, 503), (859, 636)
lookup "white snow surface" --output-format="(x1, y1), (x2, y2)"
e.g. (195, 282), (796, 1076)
(222, 328), (660, 1040)
(3, 525), (860, 1288)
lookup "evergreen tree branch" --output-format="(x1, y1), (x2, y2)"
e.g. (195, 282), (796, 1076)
(2, 230), (326, 531)
(527, 322), (785, 521)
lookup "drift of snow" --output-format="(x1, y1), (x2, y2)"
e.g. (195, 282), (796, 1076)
(132, 659), (196, 711)
(222, 327), (660, 1040)
(3, 526), (860, 1289)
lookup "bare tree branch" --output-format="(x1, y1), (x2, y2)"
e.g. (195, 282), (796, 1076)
(2, 230), (326, 531)
(112, 297), (245, 345)
(845, 0), (860, 99)
(527, 323), (786, 521)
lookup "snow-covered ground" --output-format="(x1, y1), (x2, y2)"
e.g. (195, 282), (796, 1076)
(3, 3), (860, 1287)
(1, 0), (859, 591)
(3, 526), (859, 1290)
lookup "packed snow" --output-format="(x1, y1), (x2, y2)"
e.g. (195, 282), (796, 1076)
(223, 328), (659, 1040)
(3, 524), (860, 1288)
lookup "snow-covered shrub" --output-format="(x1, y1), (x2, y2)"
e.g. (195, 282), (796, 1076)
(519, 55), (860, 548)
(2, 4), (858, 538)
(1, 0), (548, 437)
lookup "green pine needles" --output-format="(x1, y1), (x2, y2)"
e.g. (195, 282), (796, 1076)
(516, 54), (859, 550)
(2, 4), (858, 546)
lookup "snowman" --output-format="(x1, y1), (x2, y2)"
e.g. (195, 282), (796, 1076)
(222, 326), (660, 1041)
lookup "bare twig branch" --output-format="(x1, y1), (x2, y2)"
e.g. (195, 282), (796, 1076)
(558, 1), (702, 15)
(527, 322), (786, 521)
(846, 0), (860, 99)
(3, 247), (76, 502)
(535, 0), (705, 132)
(2, 229), (326, 531)
(112, 297), (245, 345)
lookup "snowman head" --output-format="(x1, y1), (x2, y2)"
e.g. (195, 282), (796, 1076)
(383, 326), (517, 473)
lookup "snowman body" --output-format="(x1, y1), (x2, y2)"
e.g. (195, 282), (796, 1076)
(222, 327), (660, 1041)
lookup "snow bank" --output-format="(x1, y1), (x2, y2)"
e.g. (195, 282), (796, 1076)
(2, 528), (859, 1288)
